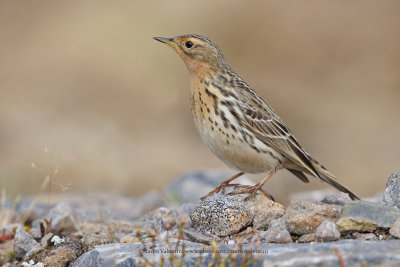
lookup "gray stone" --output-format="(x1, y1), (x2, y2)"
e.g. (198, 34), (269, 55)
(315, 220), (341, 242)
(32, 202), (78, 234)
(190, 189), (284, 237)
(164, 170), (254, 204)
(15, 192), (163, 226)
(283, 199), (342, 235)
(71, 239), (400, 267)
(41, 232), (54, 247)
(78, 222), (136, 248)
(336, 201), (400, 233)
(322, 192), (352, 206)
(0, 223), (22, 236)
(178, 202), (196, 228)
(389, 218), (400, 239)
(259, 240), (400, 266)
(297, 234), (315, 243)
(352, 232), (378, 240)
(30, 227), (41, 240)
(137, 207), (179, 233)
(183, 229), (221, 245)
(252, 199), (285, 231)
(257, 218), (292, 244)
(383, 173), (400, 209)
(13, 227), (40, 260)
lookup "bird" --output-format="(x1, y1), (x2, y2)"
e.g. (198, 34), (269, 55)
(154, 34), (359, 201)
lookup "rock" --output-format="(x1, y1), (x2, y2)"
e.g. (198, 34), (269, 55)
(16, 192), (163, 226)
(71, 239), (400, 267)
(252, 199), (285, 231)
(178, 203), (196, 228)
(14, 199), (54, 223)
(336, 201), (400, 233)
(0, 239), (15, 265)
(322, 192), (352, 206)
(190, 189), (284, 237)
(183, 229), (221, 245)
(13, 227), (40, 260)
(41, 232), (54, 247)
(289, 189), (336, 202)
(389, 218), (400, 239)
(26, 234), (83, 266)
(164, 170), (254, 204)
(30, 227), (41, 240)
(383, 173), (400, 209)
(283, 199), (342, 235)
(79, 222), (136, 248)
(137, 207), (179, 233)
(315, 220), (340, 242)
(352, 232), (378, 240)
(32, 202), (78, 234)
(72, 241), (212, 267)
(297, 234), (315, 243)
(0, 223), (22, 236)
(256, 218), (292, 244)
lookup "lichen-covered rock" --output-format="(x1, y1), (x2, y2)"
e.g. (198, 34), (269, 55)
(336, 201), (400, 233)
(283, 199), (342, 235)
(190, 190), (284, 237)
(13, 227), (40, 260)
(389, 218), (400, 239)
(26, 234), (83, 266)
(383, 173), (400, 209)
(315, 220), (341, 242)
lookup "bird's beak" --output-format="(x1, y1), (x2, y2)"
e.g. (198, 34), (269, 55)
(153, 37), (177, 47)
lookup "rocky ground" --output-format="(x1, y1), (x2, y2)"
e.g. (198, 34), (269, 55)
(1, 171), (400, 267)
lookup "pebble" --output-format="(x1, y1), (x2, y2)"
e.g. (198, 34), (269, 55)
(13, 227), (40, 260)
(283, 199), (342, 235)
(315, 220), (341, 242)
(297, 233), (315, 243)
(389, 217), (400, 239)
(383, 173), (400, 209)
(336, 200), (400, 233)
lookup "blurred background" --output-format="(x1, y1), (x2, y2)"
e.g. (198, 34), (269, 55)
(1, 0), (399, 203)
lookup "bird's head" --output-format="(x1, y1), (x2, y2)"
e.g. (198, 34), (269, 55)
(154, 34), (227, 75)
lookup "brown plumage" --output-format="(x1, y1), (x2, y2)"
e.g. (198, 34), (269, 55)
(154, 34), (359, 200)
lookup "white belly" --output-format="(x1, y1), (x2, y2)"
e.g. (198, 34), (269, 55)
(193, 110), (283, 174)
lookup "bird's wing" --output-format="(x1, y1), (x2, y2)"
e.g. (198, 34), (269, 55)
(241, 103), (319, 177)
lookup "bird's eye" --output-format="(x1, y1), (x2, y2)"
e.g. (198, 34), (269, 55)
(185, 41), (194, 48)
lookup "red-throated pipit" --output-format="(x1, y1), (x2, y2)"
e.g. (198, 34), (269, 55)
(154, 34), (359, 201)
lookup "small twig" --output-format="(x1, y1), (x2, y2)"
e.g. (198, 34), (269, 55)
(333, 247), (347, 267)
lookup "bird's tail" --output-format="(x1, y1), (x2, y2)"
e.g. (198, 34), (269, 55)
(309, 158), (359, 200)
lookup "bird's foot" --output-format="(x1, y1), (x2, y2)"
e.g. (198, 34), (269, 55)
(228, 184), (275, 201)
(200, 181), (231, 201)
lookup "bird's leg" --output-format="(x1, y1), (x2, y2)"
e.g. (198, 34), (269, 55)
(200, 172), (244, 201)
(229, 166), (280, 200)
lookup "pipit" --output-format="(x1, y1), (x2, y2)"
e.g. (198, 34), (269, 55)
(154, 34), (359, 201)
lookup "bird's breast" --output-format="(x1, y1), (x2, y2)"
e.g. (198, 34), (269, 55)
(189, 83), (283, 174)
